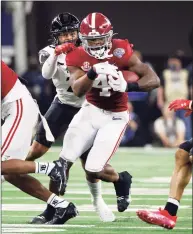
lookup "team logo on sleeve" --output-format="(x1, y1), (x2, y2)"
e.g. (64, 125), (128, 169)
(113, 48), (125, 58)
(81, 61), (91, 71)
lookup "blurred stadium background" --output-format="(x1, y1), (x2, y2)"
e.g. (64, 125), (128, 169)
(1, 1), (193, 234)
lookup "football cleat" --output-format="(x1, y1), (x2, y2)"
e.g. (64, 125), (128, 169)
(114, 171), (132, 212)
(93, 198), (116, 222)
(48, 158), (67, 195)
(117, 194), (131, 212)
(136, 208), (177, 229)
(46, 202), (78, 224)
(30, 205), (55, 224)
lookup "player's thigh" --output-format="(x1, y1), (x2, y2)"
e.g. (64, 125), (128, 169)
(86, 116), (129, 172)
(2, 96), (38, 161)
(35, 97), (79, 148)
(60, 106), (97, 163)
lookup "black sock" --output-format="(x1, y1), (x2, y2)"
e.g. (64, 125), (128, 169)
(113, 171), (132, 197)
(164, 202), (179, 216)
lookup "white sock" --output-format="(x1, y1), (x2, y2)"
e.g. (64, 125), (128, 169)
(47, 193), (69, 208)
(87, 180), (103, 202)
(167, 197), (180, 207)
(35, 162), (55, 175)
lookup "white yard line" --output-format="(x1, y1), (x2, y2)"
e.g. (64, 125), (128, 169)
(2, 188), (192, 195)
(2, 228), (66, 233)
(2, 197), (192, 201)
(48, 146), (176, 154)
(2, 215), (192, 221)
(1, 224), (191, 231)
(2, 204), (191, 212)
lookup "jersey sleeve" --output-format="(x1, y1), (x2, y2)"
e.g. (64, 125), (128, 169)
(114, 39), (134, 68)
(66, 49), (81, 67)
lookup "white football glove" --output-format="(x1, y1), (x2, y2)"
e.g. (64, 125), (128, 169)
(93, 62), (119, 79)
(108, 71), (127, 92)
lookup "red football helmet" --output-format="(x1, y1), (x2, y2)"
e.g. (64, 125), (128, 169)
(79, 13), (113, 59)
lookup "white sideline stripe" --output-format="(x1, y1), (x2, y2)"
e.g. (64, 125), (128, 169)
(2, 188), (192, 195)
(1, 224), (192, 231)
(2, 197), (192, 201)
(2, 204), (191, 212)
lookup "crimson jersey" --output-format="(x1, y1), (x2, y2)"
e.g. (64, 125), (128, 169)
(66, 39), (133, 112)
(1, 61), (18, 99)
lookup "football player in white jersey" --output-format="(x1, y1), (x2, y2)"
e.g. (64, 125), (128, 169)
(26, 13), (119, 223)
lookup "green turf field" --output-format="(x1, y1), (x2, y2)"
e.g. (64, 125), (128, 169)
(2, 147), (192, 234)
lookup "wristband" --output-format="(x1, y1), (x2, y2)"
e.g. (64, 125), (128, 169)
(87, 67), (97, 80)
(126, 82), (142, 92)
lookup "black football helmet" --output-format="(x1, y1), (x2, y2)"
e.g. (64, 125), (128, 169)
(50, 12), (80, 45)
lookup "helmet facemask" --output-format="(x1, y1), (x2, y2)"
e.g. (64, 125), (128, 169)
(79, 30), (113, 59)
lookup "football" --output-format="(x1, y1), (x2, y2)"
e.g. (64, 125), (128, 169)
(122, 70), (139, 83)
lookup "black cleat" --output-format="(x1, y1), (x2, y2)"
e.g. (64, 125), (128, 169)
(114, 171), (132, 212)
(46, 202), (78, 224)
(48, 158), (67, 195)
(117, 195), (131, 212)
(30, 205), (55, 224)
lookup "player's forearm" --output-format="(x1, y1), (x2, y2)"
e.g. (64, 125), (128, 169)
(137, 67), (160, 91)
(72, 74), (94, 97)
(42, 51), (58, 79)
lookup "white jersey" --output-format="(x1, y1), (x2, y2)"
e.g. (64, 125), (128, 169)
(39, 45), (85, 108)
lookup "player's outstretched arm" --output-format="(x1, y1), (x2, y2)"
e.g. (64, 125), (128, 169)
(128, 54), (160, 91)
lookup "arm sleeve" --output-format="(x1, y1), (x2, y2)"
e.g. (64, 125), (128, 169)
(39, 49), (58, 79)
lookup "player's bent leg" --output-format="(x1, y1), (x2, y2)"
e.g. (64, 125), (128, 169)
(137, 140), (192, 229)
(4, 174), (78, 224)
(26, 140), (50, 161)
(80, 156), (116, 222)
(85, 114), (132, 213)
(169, 148), (192, 201)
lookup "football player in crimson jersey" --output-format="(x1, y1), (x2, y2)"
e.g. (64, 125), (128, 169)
(1, 61), (78, 224)
(26, 13), (116, 223)
(137, 99), (192, 229)
(58, 12), (160, 213)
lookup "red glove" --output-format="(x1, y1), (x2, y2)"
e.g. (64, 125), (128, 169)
(168, 99), (193, 117)
(55, 43), (76, 56)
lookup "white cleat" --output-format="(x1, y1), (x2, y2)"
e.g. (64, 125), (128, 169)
(93, 198), (116, 222)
